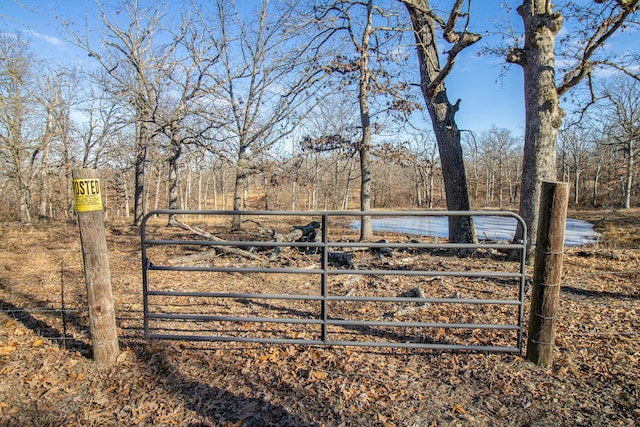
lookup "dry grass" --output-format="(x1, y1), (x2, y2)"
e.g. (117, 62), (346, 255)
(572, 208), (640, 249)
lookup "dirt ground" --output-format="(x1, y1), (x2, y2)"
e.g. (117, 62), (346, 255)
(0, 210), (638, 426)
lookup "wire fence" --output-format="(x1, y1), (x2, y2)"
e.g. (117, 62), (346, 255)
(0, 234), (143, 353)
(0, 248), (84, 350)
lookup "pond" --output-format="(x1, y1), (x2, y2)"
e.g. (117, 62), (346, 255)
(350, 215), (600, 246)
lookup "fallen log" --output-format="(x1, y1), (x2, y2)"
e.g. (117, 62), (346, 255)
(168, 250), (219, 266)
(300, 251), (357, 269)
(259, 227), (304, 243)
(382, 285), (430, 318)
(328, 251), (355, 268)
(258, 221), (322, 258)
(260, 221), (320, 243)
(290, 221), (321, 240)
(172, 220), (260, 261)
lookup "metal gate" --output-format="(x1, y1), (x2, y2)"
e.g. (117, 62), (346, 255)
(141, 210), (527, 353)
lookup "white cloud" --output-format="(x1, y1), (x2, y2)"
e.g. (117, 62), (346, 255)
(30, 31), (65, 47)
(592, 63), (640, 79)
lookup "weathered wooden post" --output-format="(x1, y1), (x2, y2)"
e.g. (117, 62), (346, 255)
(527, 181), (569, 367)
(72, 168), (119, 367)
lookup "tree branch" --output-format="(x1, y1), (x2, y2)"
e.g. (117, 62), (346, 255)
(557, 0), (640, 96)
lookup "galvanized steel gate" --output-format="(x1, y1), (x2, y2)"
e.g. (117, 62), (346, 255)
(141, 210), (527, 353)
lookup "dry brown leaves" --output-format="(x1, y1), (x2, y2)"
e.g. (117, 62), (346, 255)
(0, 220), (639, 426)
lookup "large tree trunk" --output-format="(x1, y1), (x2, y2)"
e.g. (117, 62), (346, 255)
(357, 0), (374, 241)
(508, 2), (564, 255)
(404, 2), (476, 244)
(359, 142), (372, 240)
(429, 113), (476, 243)
(358, 83), (373, 240)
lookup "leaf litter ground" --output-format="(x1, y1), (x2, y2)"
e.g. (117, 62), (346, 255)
(0, 215), (638, 426)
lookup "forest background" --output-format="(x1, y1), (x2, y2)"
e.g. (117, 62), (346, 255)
(1, 0), (639, 231)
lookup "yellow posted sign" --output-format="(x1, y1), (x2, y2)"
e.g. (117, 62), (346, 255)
(73, 178), (103, 212)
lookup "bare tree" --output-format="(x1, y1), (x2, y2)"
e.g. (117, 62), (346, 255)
(149, 16), (221, 226)
(194, 0), (329, 230)
(462, 130), (480, 203)
(75, 80), (128, 170)
(405, 126), (438, 208)
(63, 1), (183, 225)
(296, 91), (360, 212)
(598, 77), (640, 209)
(478, 126), (518, 208)
(401, 0), (478, 244)
(559, 125), (592, 205)
(32, 70), (62, 221)
(0, 35), (42, 223)
(316, 0), (414, 240)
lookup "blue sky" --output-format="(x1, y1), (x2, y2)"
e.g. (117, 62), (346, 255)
(3, 1), (635, 140)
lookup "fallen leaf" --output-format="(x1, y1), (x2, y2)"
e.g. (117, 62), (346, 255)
(310, 370), (327, 380)
(452, 404), (466, 415)
(32, 339), (44, 348)
(0, 343), (17, 355)
(69, 371), (85, 381)
(377, 412), (397, 427)
(497, 406), (509, 417)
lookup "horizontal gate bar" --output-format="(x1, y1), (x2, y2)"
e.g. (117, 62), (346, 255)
(143, 238), (525, 251)
(145, 333), (521, 353)
(147, 290), (522, 306)
(147, 264), (523, 278)
(147, 312), (520, 330)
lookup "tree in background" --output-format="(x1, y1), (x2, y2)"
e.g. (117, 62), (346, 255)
(598, 77), (640, 209)
(40, 70), (81, 221)
(150, 15), (221, 226)
(0, 35), (51, 224)
(65, 1), (175, 225)
(405, 125), (439, 208)
(558, 125), (591, 205)
(315, 0), (415, 240)
(298, 92), (360, 211)
(194, 0), (330, 231)
(400, 0), (479, 244)
(478, 126), (519, 209)
(65, 1), (224, 225)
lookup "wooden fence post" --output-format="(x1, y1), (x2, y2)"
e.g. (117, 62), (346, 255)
(72, 168), (119, 367)
(527, 181), (569, 367)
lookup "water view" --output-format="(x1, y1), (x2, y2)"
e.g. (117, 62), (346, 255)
(350, 215), (600, 246)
